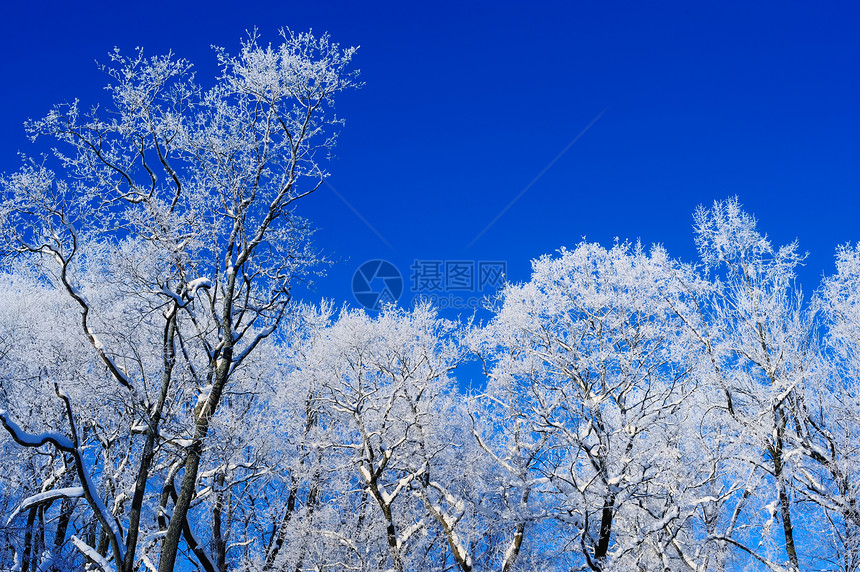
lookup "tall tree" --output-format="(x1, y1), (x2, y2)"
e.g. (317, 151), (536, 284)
(805, 242), (860, 572)
(289, 304), (472, 571)
(0, 29), (358, 572)
(473, 240), (705, 571)
(691, 198), (812, 571)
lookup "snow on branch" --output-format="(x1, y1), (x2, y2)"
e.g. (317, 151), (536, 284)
(0, 410), (74, 451)
(2, 393), (127, 566)
(70, 535), (115, 572)
(6, 486), (84, 526)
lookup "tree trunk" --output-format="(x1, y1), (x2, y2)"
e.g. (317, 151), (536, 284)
(213, 473), (227, 572)
(771, 408), (800, 572)
(53, 496), (76, 550)
(594, 493), (616, 562)
(262, 483), (296, 572)
(20, 506), (36, 572)
(123, 312), (176, 572)
(158, 345), (232, 572)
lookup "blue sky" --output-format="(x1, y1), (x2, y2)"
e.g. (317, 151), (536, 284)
(1, 1), (858, 312)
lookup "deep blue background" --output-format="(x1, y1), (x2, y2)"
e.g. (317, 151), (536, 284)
(1, 1), (857, 312)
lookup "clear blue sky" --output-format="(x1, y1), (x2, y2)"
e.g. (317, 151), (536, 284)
(1, 1), (858, 312)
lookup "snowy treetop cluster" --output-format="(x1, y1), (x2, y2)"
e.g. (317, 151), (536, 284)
(1, 30), (859, 572)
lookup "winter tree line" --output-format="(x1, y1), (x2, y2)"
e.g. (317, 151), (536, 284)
(0, 29), (858, 572)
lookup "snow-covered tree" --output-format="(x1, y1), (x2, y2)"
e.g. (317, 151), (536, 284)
(280, 304), (477, 572)
(0, 29), (358, 572)
(806, 242), (860, 572)
(690, 198), (814, 572)
(1, 40), (858, 572)
(472, 240), (709, 571)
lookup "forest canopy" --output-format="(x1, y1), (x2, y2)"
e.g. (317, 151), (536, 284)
(1, 29), (859, 572)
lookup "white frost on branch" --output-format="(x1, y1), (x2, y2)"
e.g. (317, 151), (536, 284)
(194, 384), (213, 418)
(70, 535), (115, 572)
(6, 486), (84, 525)
(0, 410), (74, 450)
(158, 286), (185, 306)
(185, 277), (212, 298)
(397, 519), (426, 549)
(358, 464), (372, 485)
